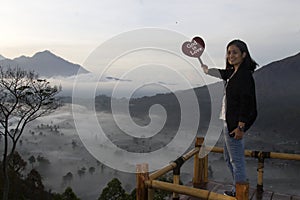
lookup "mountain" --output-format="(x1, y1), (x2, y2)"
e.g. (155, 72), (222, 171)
(0, 54), (6, 60)
(0, 50), (89, 77)
(253, 52), (300, 137)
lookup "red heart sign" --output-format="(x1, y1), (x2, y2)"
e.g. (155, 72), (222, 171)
(182, 36), (205, 58)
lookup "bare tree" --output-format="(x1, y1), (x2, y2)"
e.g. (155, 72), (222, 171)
(0, 66), (61, 200)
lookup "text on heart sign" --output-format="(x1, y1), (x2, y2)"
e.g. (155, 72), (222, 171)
(181, 38), (205, 58)
(188, 40), (203, 54)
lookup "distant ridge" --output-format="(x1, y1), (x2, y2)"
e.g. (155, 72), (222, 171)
(0, 50), (89, 77)
(0, 54), (6, 60)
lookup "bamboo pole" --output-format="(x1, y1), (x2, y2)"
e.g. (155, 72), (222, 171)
(193, 152), (200, 187)
(270, 152), (300, 160)
(257, 157), (264, 193)
(210, 146), (224, 154)
(146, 180), (236, 200)
(149, 163), (176, 180)
(136, 163), (149, 200)
(209, 146), (300, 161)
(209, 146), (252, 157)
(149, 146), (199, 180)
(148, 188), (154, 200)
(236, 182), (249, 200)
(203, 154), (208, 183)
(193, 137), (203, 187)
(172, 175), (180, 200)
(172, 156), (184, 199)
(183, 148), (200, 160)
(197, 137), (209, 185)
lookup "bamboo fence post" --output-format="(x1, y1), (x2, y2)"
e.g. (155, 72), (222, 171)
(136, 163), (149, 200)
(203, 153), (208, 183)
(257, 153), (264, 193)
(148, 188), (154, 200)
(236, 182), (249, 200)
(172, 174), (180, 200)
(193, 137), (208, 187)
(172, 157), (184, 200)
(193, 137), (203, 187)
(199, 138), (208, 184)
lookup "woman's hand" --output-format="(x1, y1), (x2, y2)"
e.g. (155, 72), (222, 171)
(201, 64), (209, 74)
(230, 128), (244, 140)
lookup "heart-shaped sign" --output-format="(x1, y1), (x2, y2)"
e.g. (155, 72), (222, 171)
(182, 36), (205, 58)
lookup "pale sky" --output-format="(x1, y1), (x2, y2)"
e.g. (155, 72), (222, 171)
(0, 0), (299, 68)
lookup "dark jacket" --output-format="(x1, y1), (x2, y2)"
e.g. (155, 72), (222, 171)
(208, 67), (257, 132)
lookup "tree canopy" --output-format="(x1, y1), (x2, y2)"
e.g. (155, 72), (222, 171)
(0, 66), (61, 200)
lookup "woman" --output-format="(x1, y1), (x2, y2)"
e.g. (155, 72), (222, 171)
(202, 39), (257, 197)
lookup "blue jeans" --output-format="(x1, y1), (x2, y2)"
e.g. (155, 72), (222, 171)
(223, 121), (247, 193)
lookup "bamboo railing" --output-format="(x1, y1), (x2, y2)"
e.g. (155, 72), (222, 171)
(136, 137), (300, 200)
(208, 145), (300, 192)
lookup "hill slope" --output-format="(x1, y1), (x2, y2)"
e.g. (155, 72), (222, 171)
(253, 52), (300, 137)
(116, 52), (300, 151)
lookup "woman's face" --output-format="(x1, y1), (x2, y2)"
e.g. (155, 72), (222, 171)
(227, 45), (246, 67)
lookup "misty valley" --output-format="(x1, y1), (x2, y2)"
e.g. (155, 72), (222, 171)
(1, 51), (300, 199)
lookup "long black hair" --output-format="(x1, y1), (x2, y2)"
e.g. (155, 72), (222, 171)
(226, 39), (258, 72)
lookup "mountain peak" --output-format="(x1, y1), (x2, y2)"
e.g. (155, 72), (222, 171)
(35, 49), (52, 54)
(32, 50), (58, 58)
